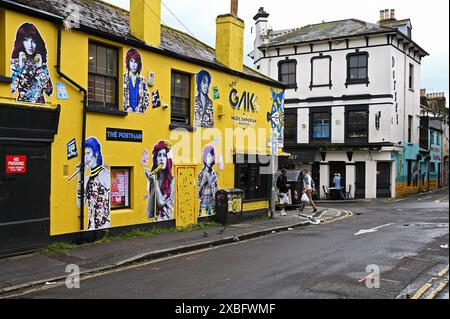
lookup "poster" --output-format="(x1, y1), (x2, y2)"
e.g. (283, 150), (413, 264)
(111, 168), (130, 209)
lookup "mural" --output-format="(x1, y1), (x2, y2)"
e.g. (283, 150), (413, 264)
(198, 144), (218, 217)
(10, 22), (53, 104)
(145, 140), (175, 221)
(76, 137), (111, 231)
(194, 69), (214, 128)
(268, 88), (285, 148)
(123, 48), (150, 113)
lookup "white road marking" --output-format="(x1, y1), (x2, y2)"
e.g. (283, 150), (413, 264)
(354, 223), (395, 236)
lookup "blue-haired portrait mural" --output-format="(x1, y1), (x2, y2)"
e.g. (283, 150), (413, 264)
(194, 69), (214, 128)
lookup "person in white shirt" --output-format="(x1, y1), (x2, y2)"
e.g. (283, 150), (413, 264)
(299, 169), (318, 213)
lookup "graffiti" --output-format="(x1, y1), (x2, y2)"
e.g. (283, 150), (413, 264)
(123, 48), (150, 113)
(198, 144), (218, 217)
(229, 89), (260, 113)
(267, 88), (285, 148)
(76, 137), (111, 231)
(10, 22), (53, 104)
(145, 140), (175, 222)
(194, 70), (214, 128)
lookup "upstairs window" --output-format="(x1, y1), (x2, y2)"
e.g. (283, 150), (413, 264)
(278, 59), (297, 89)
(88, 42), (118, 109)
(346, 106), (368, 142)
(171, 71), (191, 126)
(409, 63), (414, 90)
(346, 52), (369, 86)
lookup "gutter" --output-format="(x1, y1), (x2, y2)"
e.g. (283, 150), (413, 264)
(56, 24), (88, 231)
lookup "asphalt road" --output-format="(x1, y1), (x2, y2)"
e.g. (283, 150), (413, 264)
(19, 188), (449, 299)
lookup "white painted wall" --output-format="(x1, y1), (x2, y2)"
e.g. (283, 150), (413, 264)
(331, 107), (345, 143)
(297, 108), (309, 144)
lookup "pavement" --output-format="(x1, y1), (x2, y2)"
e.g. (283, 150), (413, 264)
(0, 206), (348, 297)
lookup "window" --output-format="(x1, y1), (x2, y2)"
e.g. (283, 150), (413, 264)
(284, 108), (297, 144)
(278, 60), (297, 88)
(171, 71), (191, 126)
(437, 133), (441, 146)
(310, 56), (332, 89)
(409, 64), (414, 90)
(407, 26), (412, 39)
(311, 112), (330, 140)
(111, 167), (131, 209)
(408, 115), (413, 143)
(430, 131), (435, 145)
(346, 107), (368, 142)
(235, 158), (270, 201)
(88, 42), (118, 109)
(430, 162), (436, 173)
(346, 52), (369, 85)
(407, 161), (412, 186)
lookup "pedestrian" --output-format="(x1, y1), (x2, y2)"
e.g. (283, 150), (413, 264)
(333, 173), (346, 200)
(276, 169), (290, 216)
(298, 169), (318, 213)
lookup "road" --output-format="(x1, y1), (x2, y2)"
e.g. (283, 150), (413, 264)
(17, 188), (449, 299)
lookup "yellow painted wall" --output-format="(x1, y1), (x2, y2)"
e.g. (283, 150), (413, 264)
(0, 10), (282, 236)
(0, 9), (6, 76)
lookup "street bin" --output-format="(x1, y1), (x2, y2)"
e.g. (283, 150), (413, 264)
(214, 189), (244, 226)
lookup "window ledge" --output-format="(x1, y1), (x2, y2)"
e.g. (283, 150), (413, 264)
(345, 79), (370, 87)
(409, 88), (415, 93)
(86, 105), (128, 116)
(169, 124), (195, 132)
(0, 76), (11, 84)
(309, 83), (332, 90)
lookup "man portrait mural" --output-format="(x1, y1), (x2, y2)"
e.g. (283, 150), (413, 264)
(123, 48), (150, 113)
(76, 137), (111, 231)
(198, 144), (218, 217)
(194, 69), (214, 128)
(145, 140), (175, 222)
(10, 22), (53, 104)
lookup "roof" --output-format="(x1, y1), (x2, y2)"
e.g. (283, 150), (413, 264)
(1, 0), (281, 86)
(260, 18), (428, 56)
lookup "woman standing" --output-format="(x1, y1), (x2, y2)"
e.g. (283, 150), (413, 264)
(10, 23), (53, 104)
(198, 144), (218, 217)
(77, 137), (111, 230)
(145, 140), (175, 221)
(123, 48), (150, 113)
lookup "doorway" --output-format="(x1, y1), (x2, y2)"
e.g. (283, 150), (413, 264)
(355, 162), (366, 199)
(376, 162), (392, 198)
(0, 143), (51, 257)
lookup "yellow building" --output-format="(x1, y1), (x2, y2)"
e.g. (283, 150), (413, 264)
(0, 0), (285, 256)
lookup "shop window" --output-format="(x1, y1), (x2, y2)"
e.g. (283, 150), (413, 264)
(111, 167), (131, 210)
(346, 107), (368, 142)
(171, 71), (191, 126)
(235, 159), (270, 201)
(284, 108), (297, 144)
(88, 42), (118, 109)
(346, 52), (369, 85)
(278, 59), (297, 89)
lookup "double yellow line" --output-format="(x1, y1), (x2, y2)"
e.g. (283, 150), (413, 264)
(411, 265), (449, 299)
(321, 210), (353, 225)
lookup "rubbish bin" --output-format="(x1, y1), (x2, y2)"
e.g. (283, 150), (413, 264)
(214, 189), (244, 226)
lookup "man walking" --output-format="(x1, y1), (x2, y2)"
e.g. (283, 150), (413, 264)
(299, 169), (318, 214)
(276, 169), (290, 216)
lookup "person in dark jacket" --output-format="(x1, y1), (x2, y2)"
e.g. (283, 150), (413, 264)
(277, 169), (290, 216)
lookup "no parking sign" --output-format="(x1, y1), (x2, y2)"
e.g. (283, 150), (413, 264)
(6, 155), (27, 174)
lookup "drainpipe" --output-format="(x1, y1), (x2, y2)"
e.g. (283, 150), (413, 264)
(56, 24), (88, 231)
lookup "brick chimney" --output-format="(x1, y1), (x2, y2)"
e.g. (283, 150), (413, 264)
(130, 0), (161, 47)
(215, 0), (245, 71)
(379, 8), (397, 23)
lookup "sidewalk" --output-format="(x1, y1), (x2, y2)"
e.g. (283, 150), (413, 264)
(0, 207), (349, 296)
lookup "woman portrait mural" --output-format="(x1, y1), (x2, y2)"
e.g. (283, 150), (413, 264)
(194, 69), (214, 128)
(10, 22), (53, 104)
(198, 144), (218, 217)
(76, 137), (111, 231)
(145, 140), (175, 222)
(123, 48), (150, 113)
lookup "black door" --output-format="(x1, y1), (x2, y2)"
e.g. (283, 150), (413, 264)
(355, 162), (366, 199)
(0, 143), (51, 257)
(376, 162), (391, 198)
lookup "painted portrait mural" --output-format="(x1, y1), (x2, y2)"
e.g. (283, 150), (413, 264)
(123, 48), (150, 113)
(198, 144), (218, 217)
(194, 69), (214, 128)
(10, 22), (53, 104)
(145, 140), (175, 222)
(76, 137), (111, 231)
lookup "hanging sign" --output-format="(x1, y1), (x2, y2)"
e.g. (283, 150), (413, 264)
(6, 155), (27, 174)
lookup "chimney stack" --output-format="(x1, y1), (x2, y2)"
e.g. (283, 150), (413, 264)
(215, 0), (245, 71)
(130, 0), (161, 47)
(379, 10), (385, 21)
(390, 9), (396, 20)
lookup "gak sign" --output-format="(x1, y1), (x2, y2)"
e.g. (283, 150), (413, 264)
(229, 89), (260, 113)
(6, 155), (27, 174)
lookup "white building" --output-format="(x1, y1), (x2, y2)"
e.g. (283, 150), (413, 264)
(251, 8), (428, 199)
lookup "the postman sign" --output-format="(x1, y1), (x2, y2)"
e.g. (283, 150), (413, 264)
(6, 155), (27, 174)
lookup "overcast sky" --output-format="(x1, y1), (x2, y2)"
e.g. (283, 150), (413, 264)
(105, 0), (449, 100)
